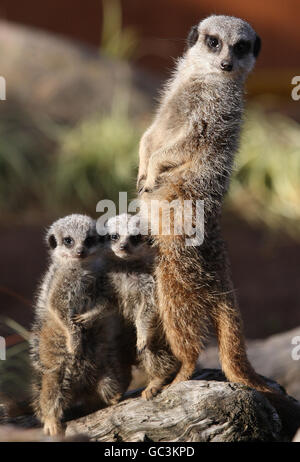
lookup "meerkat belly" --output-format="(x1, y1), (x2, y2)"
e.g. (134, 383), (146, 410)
(62, 270), (96, 316)
(110, 272), (153, 322)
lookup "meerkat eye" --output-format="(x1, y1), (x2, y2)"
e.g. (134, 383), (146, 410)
(110, 233), (120, 242)
(206, 35), (221, 51)
(130, 234), (143, 246)
(63, 236), (74, 247)
(234, 40), (251, 58)
(84, 236), (97, 248)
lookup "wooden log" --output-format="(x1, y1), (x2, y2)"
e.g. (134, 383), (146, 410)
(66, 372), (283, 442)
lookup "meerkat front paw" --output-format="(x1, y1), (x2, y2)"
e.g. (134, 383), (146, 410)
(139, 185), (153, 195)
(141, 378), (164, 400)
(143, 180), (155, 194)
(138, 175), (157, 194)
(107, 392), (122, 406)
(72, 313), (89, 326)
(142, 174), (162, 194)
(136, 337), (147, 355)
(137, 175), (146, 194)
(43, 417), (64, 437)
(137, 345), (146, 355)
(141, 385), (160, 400)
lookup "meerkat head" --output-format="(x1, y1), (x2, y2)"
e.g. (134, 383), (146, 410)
(186, 15), (261, 80)
(103, 213), (152, 262)
(46, 214), (103, 262)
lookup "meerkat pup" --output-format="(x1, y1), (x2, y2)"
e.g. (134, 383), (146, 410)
(30, 214), (132, 436)
(102, 213), (180, 399)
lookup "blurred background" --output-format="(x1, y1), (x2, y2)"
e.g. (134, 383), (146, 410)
(0, 0), (299, 402)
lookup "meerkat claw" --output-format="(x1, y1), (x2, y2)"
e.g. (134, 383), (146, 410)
(72, 313), (86, 325)
(141, 386), (160, 400)
(43, 418), (64, 437)
(137, 345), (146, 355)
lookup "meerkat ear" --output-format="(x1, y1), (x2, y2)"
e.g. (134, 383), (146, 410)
(187, 25), (199, 49)
(48, 234), (57, 249)
(253, 35), (261, 58)
(97, 234), (106, 243)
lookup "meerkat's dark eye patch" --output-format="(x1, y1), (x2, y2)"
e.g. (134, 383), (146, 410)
(48, 234), (57, 249)
(187, 25), (199, 48)
(109, 233), (120, 242)
(205, 35), (222, 52)
(84, 236), (98, 248)
(63, 236), (74, 247)
(130, 234), (143, 246)
(234, 40), (251, 58)
(253, 35), (261, 58)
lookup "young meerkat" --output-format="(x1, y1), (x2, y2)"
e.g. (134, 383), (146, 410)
(102, 213), (180, 399)
(137, 14), (300, 432)
(30, 214), (133, 436)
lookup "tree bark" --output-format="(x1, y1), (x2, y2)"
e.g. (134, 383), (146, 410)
(66, 370), (284, 442)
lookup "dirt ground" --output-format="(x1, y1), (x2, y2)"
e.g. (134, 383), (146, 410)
(0, 218), (299, 340)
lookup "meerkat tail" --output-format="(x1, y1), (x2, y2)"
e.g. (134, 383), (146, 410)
(213, 301), (270, 390)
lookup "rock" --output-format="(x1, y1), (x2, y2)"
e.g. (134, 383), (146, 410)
(66, 370), (290, 442)
(199, 327), (300, 401)
(0, 20), (158, 124)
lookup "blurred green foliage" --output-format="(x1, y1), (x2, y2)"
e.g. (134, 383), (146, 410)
(0, 104), (300, 238)
(227, 106), (300, 238)
(101, 0), (138, 59)
(0, 105), (142, 220)
(0, 107), (55, 215)
(52, 109), (141, 213)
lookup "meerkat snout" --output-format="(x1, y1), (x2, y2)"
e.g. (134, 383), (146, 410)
(186, 15), (261, 78)
(76, 246), (86, 258)
(220, 60), (233, 72)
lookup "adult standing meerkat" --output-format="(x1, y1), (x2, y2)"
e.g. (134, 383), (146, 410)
(138, 16), (262, 390)
(137, 15), (300, 433)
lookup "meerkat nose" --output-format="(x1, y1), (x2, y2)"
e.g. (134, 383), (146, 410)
(220, 60), (233, 72)
(76, 248), (86, 258)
